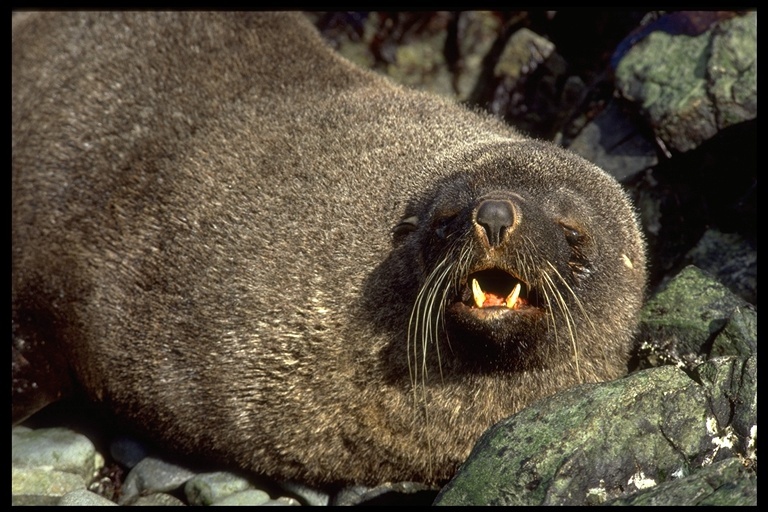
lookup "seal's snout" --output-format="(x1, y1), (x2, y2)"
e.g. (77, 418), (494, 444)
(475, 199), (516, 247)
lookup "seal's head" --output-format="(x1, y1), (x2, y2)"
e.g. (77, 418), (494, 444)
(392, 140), (645, 383)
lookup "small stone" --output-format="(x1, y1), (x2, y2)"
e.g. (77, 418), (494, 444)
(110, 435), (150, 469)
(118, 456), (196, 505)
(278, 480), (330, 506)
(185, 471), (253, 506)
(12, 426), (100, 480)
(212, 489), (271, 505)
(494, 28), (554, 79)
(132, 493), (187, 506)
(59, 488), (118, 506)
(11, 467), (86, 504)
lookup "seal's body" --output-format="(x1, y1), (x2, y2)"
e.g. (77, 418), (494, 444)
(12, 12), (646, 485)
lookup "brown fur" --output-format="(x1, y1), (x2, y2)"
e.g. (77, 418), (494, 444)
(12, 12), (646, 486)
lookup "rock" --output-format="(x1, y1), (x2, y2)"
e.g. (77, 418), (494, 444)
(109, 435), (150, 469)
(278, 480), (331, 506)
(12, 426), (101, 480)
(132, 493), (187, 506)
(383, 13), (455, 97)
(636, 265), (754, 368)
(453, 11), (503, 100)
(184, 471), (253, 506)
(11, 426), (104, 505)
(11, 467), (87, 506)
(566, 99), (658, 181)
(709, 306), (757, 359)
(259, 496), (303, 506)
(332, 481), (438, 506)
(493, 27), (554, 79)
(434, 355), (755, 506)
(212, 489), (271, 505)
(608, 458), (756, 506)
(486, 25), (574, 139)
(684, 229), (756, 304)
(118, 456), (196, 505)
(614, 11), (756, 153)
(314, 12), (457, 98)
(59, 489), (119, 506)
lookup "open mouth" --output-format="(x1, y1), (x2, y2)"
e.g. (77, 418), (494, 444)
(461, 268), (537, 310)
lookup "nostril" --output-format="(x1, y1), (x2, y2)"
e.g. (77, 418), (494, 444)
(476, 200), (515, 247)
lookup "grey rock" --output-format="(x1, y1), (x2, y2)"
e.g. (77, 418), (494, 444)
(59, 488), (119, 506)
(310, 13), (377, 71)
(212, 489), (271, 505)
(110, 435), (150, 469)
(314, 12), (462, 100)
(454, 11), (503, 101)
(685, 228), (756, 305)
(567, 99), (658, 181)
(710, 306), (757, 359)
(486, 25), (574, 139)
(707, 13), (758, 129)
(637, 265), (751, 367)
(11, 426), (104, 505)
(119, 456), (196, 505)
(333, 481), (437, 506)
(278, 480), (331, 506)
(131, 493), (187, 506)
(695, 356), (756, 460)
(185, 471), (253, 506)
(332, 485), (370, 506)
(12, 426), (101, 480)
(260, 496), (303, 506)
(381, 13), (455, 98)
(615, 12), (757, 153)
(607, 456), (755, 505)
(11, 467), (87, 506)
(493, 27), (554, 80)
(434, 355), (755, 506)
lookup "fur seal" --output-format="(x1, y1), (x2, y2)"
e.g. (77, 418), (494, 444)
(12, 12), (646, 486)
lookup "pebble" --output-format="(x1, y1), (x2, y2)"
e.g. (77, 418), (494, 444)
(109, 434), (150, 469)
(10, 425), (332, 505)
(11, 425), (102, 505)
(278, 480), (331, 506)
(58, 489), (119, 506)
(11, 466), (87, 505)
(211, 489), (272, 505)
(118, 456), (196, 505)
(185, 471), (254, 506)
(12, 426), (101, 480)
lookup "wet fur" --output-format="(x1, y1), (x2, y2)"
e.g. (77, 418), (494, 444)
(12, 12), (646, 485)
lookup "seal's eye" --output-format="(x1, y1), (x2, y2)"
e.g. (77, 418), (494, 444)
(558, 221), (593, 277)
(559, 222), (584, 247)
(433, 213), (459, 240)
(392, 216), (418, 244)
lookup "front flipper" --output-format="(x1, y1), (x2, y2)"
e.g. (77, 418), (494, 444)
(12, 328), (74, 425)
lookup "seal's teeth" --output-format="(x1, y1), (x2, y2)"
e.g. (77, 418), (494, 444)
(471, 278), (486, 308)
(505, 283), (521, 308)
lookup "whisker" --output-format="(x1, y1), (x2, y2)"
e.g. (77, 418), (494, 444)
(542, 263), (582, 382)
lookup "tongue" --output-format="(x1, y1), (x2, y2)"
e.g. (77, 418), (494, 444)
(482, 292), (507, 307)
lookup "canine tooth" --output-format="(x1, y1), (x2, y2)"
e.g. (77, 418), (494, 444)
(472, 278), (485, 308)
(505, 283), (521, 308)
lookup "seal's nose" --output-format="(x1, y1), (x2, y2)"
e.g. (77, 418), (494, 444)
(476, 199), (515, 247)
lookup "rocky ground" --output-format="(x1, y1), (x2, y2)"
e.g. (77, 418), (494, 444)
(12, 10), (756, 506)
